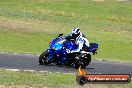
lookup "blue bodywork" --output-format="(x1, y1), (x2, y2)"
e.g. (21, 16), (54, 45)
(47, 37), (98, 65)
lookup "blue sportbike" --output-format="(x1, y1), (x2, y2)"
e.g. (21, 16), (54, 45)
(39, 34), (99, 69)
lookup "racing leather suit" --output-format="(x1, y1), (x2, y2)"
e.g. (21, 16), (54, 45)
(65, 32), (90, 60)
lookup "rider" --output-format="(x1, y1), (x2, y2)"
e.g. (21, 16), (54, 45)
(65, 28), (90, 62)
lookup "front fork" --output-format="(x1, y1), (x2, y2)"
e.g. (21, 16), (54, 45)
(47, 49), (62, 65)
(47, 49), (55, 62)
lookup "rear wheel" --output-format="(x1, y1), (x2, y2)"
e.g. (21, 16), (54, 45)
(84, 55), (91, 69)
(84, 54), (91, 66)
(74, 54), (91, 69)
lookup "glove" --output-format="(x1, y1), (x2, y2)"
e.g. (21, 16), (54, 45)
(66, 49), (71, 53)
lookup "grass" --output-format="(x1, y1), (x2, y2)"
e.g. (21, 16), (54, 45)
(0, 0), (132, 61)
(0, 69), (75, 88)
(0, 1), (132, 87)
(0, 69), (132, 88)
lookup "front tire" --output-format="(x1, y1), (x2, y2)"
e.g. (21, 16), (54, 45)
(39, 50), (50, 65)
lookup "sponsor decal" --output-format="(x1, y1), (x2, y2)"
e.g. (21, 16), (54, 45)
(76, 66), (131, 85)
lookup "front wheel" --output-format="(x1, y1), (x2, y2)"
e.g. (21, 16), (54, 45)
(39, 50), (51, 65)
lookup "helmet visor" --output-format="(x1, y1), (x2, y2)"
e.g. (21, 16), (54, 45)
(72, 33), (80, 39)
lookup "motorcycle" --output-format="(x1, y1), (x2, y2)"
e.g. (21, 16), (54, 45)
(39, 34), (99, 69)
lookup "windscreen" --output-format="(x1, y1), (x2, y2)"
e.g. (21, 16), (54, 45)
(57, 37), (66, 44)
(50, 37), (66, 49)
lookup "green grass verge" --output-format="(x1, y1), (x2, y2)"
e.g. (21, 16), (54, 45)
(0, 69), (132, 88)
(0, 0), (131, 61)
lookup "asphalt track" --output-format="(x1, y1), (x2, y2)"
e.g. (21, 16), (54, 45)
(0, 53), (132, 76)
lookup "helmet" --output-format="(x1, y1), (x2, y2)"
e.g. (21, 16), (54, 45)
(71, 28), (80, 39)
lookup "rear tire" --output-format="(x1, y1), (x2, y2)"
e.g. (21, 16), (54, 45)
(82, 54), (91, 68)
(74, 64), (79, 69)
(74, 54), (91, 69)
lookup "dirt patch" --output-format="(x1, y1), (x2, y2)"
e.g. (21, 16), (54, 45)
(0, 85), (26, 88)
(93, 0), (105, 1)
(116, 0), (128, 1)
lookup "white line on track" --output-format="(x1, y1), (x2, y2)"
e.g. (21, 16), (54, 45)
(13, 53), (19, 55)
(25, 54), (30, 56)
(0, 52), (6, 54)
(0, 52), (40, 57)
(24, 70), (35, 72)
(5, 69), (19, 72)
(39, 71), (48, 73)
(3, 68), (75, 74)
(56, 72), (60, 74)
